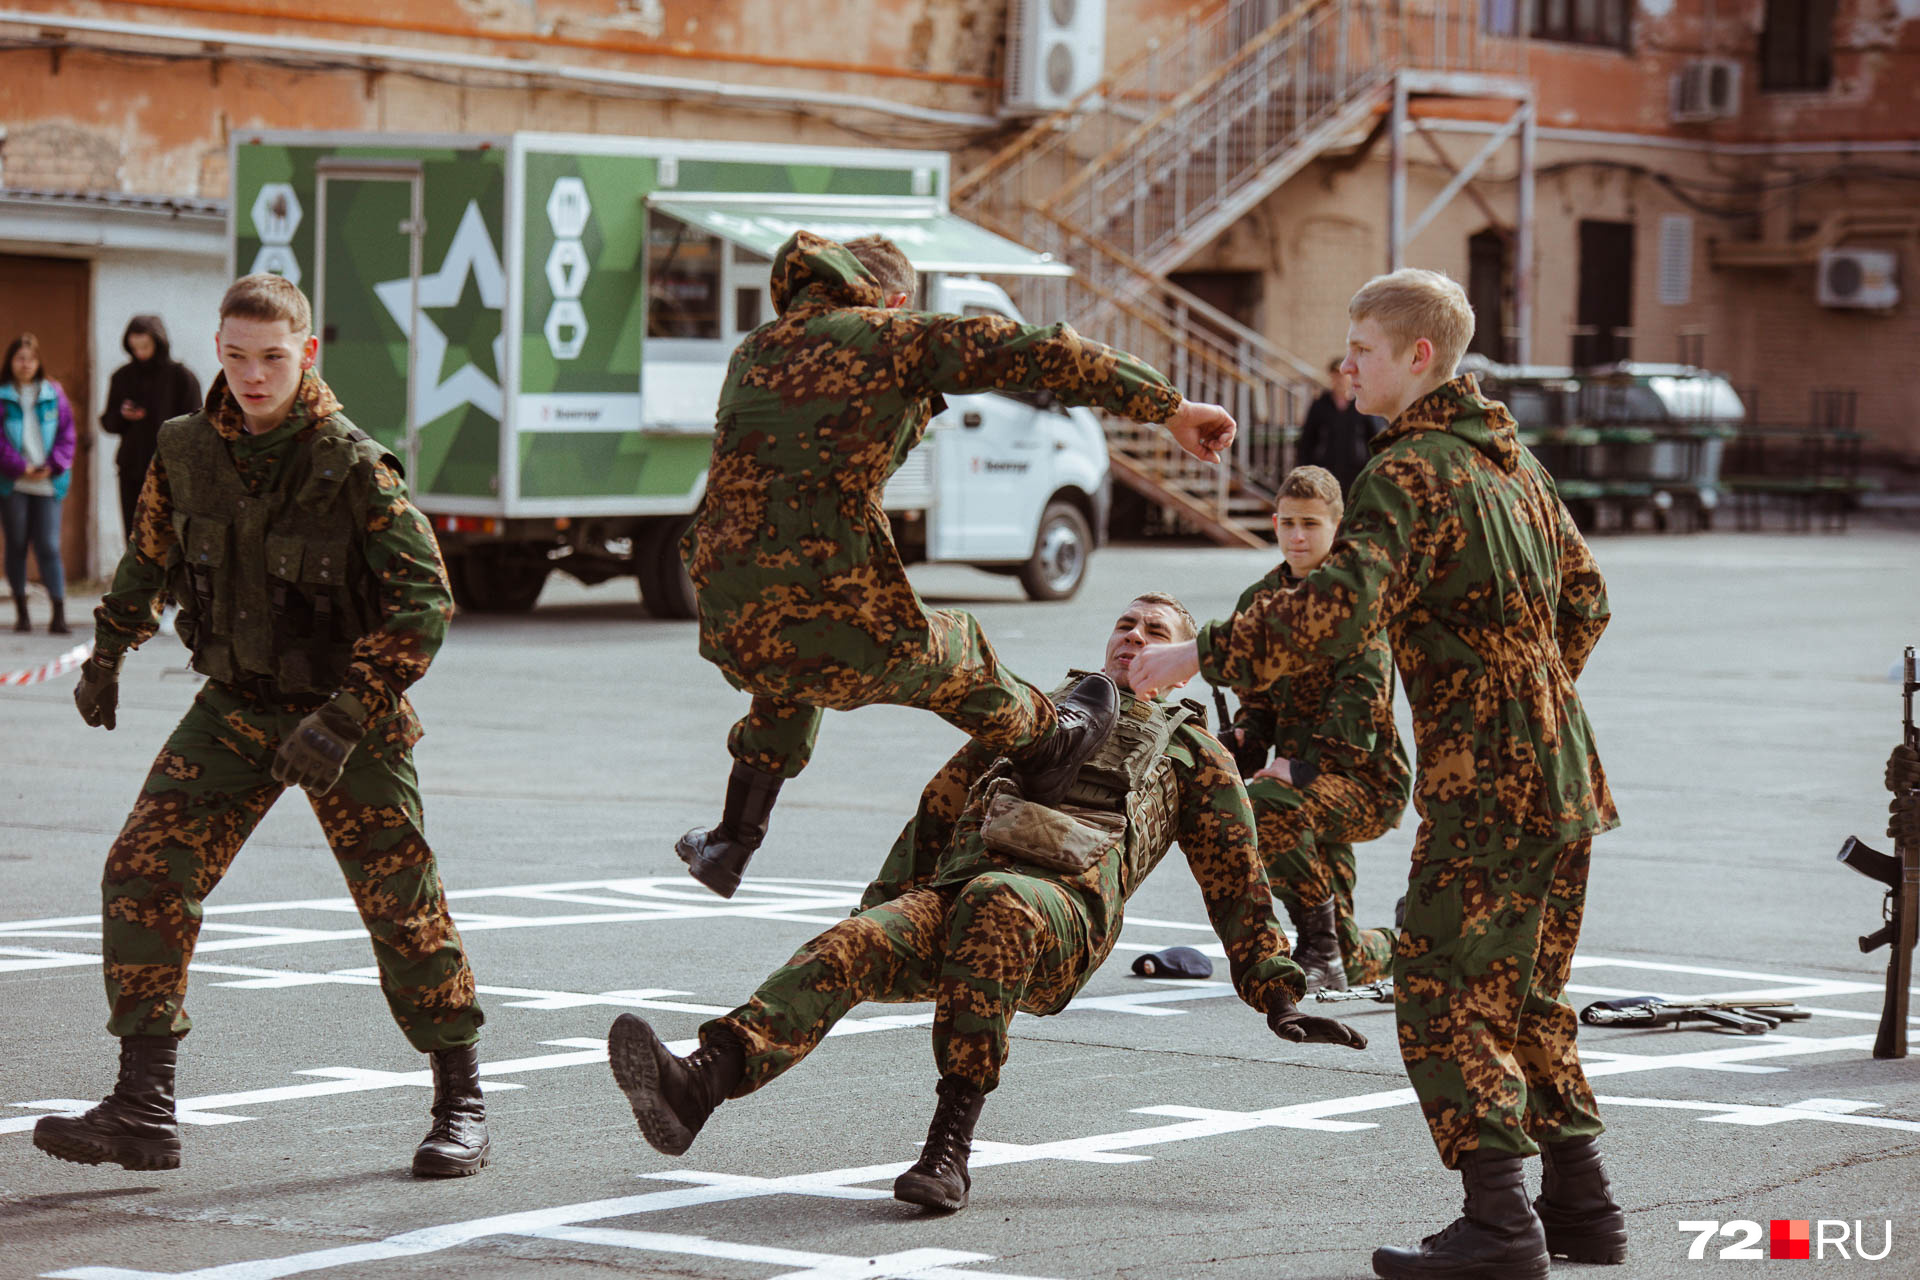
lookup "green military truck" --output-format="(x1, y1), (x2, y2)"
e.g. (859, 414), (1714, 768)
(229, 130), (1113, 613)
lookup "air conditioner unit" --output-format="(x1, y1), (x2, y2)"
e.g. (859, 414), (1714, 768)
(1004, 0), (1107, 115)
(1817, 248), (1900, 309)
(1671, 59), (1740, 123)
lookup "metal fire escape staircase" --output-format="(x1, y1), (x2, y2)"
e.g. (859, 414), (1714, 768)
(955, 0), (1529, 546)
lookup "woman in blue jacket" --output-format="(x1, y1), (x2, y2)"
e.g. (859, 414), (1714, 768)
(0, 333), (78, 633)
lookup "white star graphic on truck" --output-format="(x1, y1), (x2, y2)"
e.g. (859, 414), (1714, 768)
(374, 200), (508, 426)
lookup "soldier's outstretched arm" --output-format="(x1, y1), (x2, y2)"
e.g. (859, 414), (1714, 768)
(895, 311), (1199, 436)
(1193, 454), (1433, 692)
(1551, 495), (1610, 681)
(1302, 641), (1397, 788)
(1168, 726), (1303, 1011)
(859, 738), (999, 911)
(335, 460), (455, 724)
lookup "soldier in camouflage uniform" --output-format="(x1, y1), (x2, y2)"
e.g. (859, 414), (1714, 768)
(37, 275), (489, 1180)
(1223, 466), (1410, 992)
(676, 232), (1239, 899)
(612, 592), (1366, 1213)
(1129, 271), (1624, 1279)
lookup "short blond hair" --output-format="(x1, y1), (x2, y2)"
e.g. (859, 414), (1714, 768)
(843, 235), (917, 307)
(1128, 591), (1197, 641)
(1348, 268), (1474, 380)
(1276, 464), (1344, 521)
(220, 272), (312, 335)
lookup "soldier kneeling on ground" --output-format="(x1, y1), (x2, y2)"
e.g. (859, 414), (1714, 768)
(610, 591), (1367, 1211)
(1223, 465), (1411, 991)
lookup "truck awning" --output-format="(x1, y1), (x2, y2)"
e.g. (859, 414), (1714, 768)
(647, 195), (1073, 277)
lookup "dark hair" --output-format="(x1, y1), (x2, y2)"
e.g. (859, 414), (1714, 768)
(5, 333), (44, 384)
(1129, 591), (1197, 641)
(1326, 356), (1345, 375)
(220, 273), (313, 333)
(843, 235), (917, 307)
(123, 314), (172, 360)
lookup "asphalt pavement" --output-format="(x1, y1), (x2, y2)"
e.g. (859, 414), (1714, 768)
(2, 530), (1917, 1279)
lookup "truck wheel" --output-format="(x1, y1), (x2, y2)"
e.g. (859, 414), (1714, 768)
(638, 517), (699, 620)
(1019, 501), (1092, 602)
(449, 548), (549, 613)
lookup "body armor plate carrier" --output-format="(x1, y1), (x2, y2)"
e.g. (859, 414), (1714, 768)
(157, 412), (392, 695)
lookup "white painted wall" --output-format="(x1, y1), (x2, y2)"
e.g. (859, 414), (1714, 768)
(87, 248), (226, 577)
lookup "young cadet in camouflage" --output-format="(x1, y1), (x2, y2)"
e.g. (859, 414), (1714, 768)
(611, 592), (1366, 1213)
(1128, 271), (1624, 1279)
(39, 275), (489, 1181)
(676, 231), (1239, 899)
(1224, 466), (1410, 992)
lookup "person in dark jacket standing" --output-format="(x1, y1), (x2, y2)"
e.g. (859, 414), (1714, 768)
(1295, 356), (1386, 496)
(100, 315), (201, 544)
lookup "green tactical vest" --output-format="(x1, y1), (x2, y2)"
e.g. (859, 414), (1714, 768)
(157, 410), (390, 694)
(1047, 671), (1206, 885)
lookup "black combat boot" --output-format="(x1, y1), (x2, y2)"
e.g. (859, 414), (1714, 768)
(48, 598), (69, 635)
(893, 1076), (986, 1212)
(1535, 1135), (1628, 1264)
(608, 1013), (744, 1156)
(32, 1036), (182, 1171)
(1013, 672), (1119, 805)
(1285, 895), (1349, 992)
(676, 762), (783, 899)
(1372, 1149), (1550, 1280)
(411, 1044), (490, 1177)
(11, 597), (28, 632)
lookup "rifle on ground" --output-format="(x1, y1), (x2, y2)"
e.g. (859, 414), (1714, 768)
(1208, 685), (1268, 779)
(1838, 645), (1919, 1060)
(1309, 979), (1394, 1004)
(1578, 996), (1811, 1035)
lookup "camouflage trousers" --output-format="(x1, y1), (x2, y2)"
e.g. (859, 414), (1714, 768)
(726, 607), (1056, 779)
(1247, 774), (1398, 984)
(708, 871), (1094, 1093)
(100, 683), (483, 1052)
(1394, 830), (1602, 1167)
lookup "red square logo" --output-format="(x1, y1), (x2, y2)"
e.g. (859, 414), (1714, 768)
(1771, 1219), (1810, 1260)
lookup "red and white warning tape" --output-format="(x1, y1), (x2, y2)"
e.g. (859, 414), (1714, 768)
(0, 641), (94, 688)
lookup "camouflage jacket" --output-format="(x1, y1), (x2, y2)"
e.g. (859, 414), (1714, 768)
(1227, 563), (1411, 815)
(686, 232), (1183, 695)
(1197, 376), (1616, 855)
(93, 371), (453, 727)
(861, 697), (1305, 1014)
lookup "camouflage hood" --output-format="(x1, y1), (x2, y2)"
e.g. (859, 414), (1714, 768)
(1375, 374), (1521, 473)
(768, 230), (886, 316)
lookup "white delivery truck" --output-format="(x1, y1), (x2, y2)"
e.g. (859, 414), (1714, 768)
(229, 131), (1112, 614)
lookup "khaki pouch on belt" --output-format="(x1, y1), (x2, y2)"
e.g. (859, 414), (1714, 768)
(976, 773), (1127, 874)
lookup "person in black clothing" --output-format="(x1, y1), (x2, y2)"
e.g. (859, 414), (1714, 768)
(1295, 356), (1386, 497)
(100, 316), (201, 543)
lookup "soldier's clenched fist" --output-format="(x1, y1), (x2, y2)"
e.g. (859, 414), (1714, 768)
(74, 650), (124, 730)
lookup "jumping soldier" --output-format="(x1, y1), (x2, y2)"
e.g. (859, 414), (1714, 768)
(676, 231), (1239, 898)
(39, 274), (489, 1179)
(1128, 269), (1624, 1279)
(614, 592), (1367, 1212)
(1224, 465), (1410, 992)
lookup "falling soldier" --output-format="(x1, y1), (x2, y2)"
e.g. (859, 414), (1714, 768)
(677, 231), (1239, 898)
(1224, 465), (1410, 991)
(615, 591), (1367, 1211)
(38, 274), (490, 1179)
(1128, 269), (1624, 1279)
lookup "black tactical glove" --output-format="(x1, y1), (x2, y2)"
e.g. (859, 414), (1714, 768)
(1267, 993), (1368, 1049)
(74, 649), (124, 730)
(271, 694), (368, 795)
(1886, 743), (1920, 795)
(1890, 793), (1920, 846)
